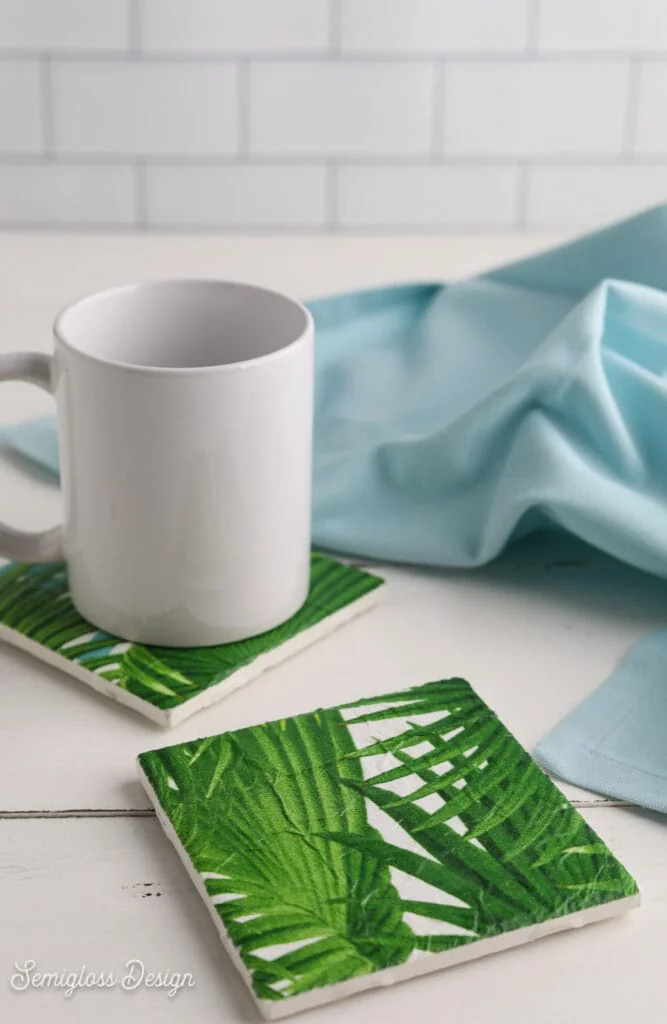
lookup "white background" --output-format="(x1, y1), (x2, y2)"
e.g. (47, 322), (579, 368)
(2, 0), (667, 231)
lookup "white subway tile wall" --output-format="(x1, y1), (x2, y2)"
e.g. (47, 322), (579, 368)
(0, 61), (42, 154)
(526, 165), (667, 226)
(0, 0), (131, 53)
(141, 0), (330, 54)
(442, 62), (630, 156)
(0, 163), (135, 224)
(249, 62), (435, 156)
(636, 63), (667, 154)
(51, 61), (238, 155)
(145, 164), (327, 227)
(537, 0), (667, 53)
(0, 0), (666, 230)
(339, 0), (530, 54)
(338, 165), (520, 227)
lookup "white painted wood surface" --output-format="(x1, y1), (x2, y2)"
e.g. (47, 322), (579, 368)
(3, 810), (665, 1023)
(0, 230), (665, 1022)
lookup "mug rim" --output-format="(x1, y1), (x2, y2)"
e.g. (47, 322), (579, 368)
(53, 278), (313, 375)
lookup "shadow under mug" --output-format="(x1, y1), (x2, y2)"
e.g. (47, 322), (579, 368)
(0, 280), (314, 647)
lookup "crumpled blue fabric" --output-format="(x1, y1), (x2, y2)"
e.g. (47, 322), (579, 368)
(6, 205), (667, 577)
(310, 205), (667, 572)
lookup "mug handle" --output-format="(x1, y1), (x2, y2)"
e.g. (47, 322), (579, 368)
(0, 352), (63, 562)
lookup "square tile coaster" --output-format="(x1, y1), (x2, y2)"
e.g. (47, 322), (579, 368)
(138, 678), (639, 1020)
(0, 554), (383, 726)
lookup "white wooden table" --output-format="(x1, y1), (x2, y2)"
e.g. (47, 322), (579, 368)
(2, 231), (666, 1023)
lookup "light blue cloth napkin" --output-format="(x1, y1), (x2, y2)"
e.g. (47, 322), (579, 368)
(5, 205), (667, 809)
(535, 630), (667, 812)
(0, 415), (59, 477)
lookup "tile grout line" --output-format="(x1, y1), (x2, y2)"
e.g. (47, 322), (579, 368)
(328, 0), (342, 53)
(325, 161), (338, 229)
(0, 222), (628, 236)
(3, 50), (661, 63)
(515, 162), (530, 228)
(38, 54), (54, 156)
(237, 58), (250, 156)
(128, 0), (141, 54)
(134, 160), (148, 228)
(430, 59), (445, 158)
(4, 155), (667, 169)
(526, 0), (541, 53)
(623, 58), (642, 157)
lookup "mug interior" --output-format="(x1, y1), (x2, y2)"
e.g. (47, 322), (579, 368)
(54, 280), (310, 370)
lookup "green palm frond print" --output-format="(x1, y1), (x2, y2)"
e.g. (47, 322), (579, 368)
(139, 680), (638, 1011)
(0, 556), (382, 712)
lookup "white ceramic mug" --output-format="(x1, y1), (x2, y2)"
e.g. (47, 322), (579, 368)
(0, 280), (314, 646)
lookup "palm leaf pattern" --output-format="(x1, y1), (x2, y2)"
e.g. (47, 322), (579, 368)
(0, 555), (382, 711)
(139, 679), (637, 1007)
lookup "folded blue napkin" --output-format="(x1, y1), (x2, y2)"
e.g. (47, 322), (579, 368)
(5, 205), (667, 809)
(535, 630), (667, 812)
(0, 415), (59, 477)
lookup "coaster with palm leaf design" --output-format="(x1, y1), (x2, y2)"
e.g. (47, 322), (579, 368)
(138, 679), (639, 1019)
(0, 554), (382, 726)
